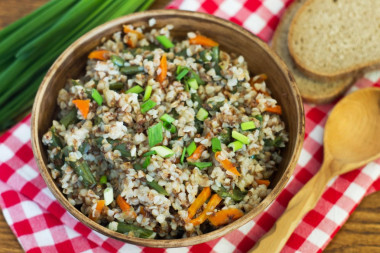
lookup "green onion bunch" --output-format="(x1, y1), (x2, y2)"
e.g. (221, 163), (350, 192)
(0, 0), (155, 130)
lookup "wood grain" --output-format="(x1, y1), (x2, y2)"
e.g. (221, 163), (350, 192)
(1, 0), (380, 252)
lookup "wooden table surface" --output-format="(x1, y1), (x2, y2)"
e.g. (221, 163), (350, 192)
(1, 1), (380, 252)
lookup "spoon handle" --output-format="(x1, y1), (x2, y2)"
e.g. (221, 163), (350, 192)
(250, 159), (334, 253)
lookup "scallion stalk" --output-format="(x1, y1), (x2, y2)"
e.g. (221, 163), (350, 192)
(126, 85), (144, 94)
(156, 35), (174, 49)
(148, 122), (163, 147)
(141, 99), (156, 114)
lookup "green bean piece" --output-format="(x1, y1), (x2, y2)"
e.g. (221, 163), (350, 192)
(211, 46), (221, 75)
(79, 141), (90, 154)
(142, 156), (151, 169)
(109, 82), (124, 91)
(116, 222), (156, 239)
(114, 144), (132, 158)
(191, 93), (203, 109)
(61, 146), (73, 158)
(147, 180), (168, 196)
(217, 186), (246, 202)
(120, 66), (144, 75)
(60, 108), (77, 128)
(219, 128), (232, 144)
(189, 71), (205, 85)
(110, 55), (125, 67)
(69, 160), (96, 187)
(133, 163), (144, 171)
(50, 127), (63, 148)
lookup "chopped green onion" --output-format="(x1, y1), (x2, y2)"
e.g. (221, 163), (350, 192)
(176, 65), (185, 74)
(156, 35), (174, 49)
(147, 180), (169, 196)
(99, 175), (107, 184)
(196, 108), (208, 121)
(163, 121), (177, 133)
(211, 137), (222, 152)
(142, 156), (151, 169)
(126, 85), (144, 94)
(187, 141), (196, 156)
(180, 147), (187, 164)
(110, 55), (124, 67)
(160, 114), (175, 124)
(150, 146), (174, 158)
(191, 162), (213, 169)
(250, 155), (255, 159)
(241, 121), (256, 131)
(109, 82), (124, 90)
(187, 78), (198, 90)
(143, 85), (153, 101)
(91, 88), (103, 106)
(120, 65), (144, 75)
(133, 163), (144, 171)
(141, 99), (156, 114)
(254, 114), (263, 122)
(176, 67), (189, 80)
(143, 150), (157, 157)
(148, 122), (163, 147)
(104, 187), (114, 205)
(232, 130), (250, 144)
(60, 108), (77, 128)
(228, 141), (244, 151)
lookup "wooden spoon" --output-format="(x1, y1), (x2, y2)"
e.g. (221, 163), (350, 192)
(251, 87), (380, 252)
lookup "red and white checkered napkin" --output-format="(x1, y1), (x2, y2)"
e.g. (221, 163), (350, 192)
(1, 0), (380, 252)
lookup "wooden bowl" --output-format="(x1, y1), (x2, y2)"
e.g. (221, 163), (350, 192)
(31, 10), (304, 248)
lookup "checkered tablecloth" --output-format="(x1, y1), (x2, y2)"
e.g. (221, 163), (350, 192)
(1, 0), (380, 252)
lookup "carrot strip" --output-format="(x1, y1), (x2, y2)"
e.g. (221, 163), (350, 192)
(88, 49), (110, 61)
(116, 195), (137, 218)
(250, 74), (270, 96)
(256, 179), (270, 187)
(214, 151), (241, 176)
(208, 208), (244, 226)
(139, 206), (146, 216)
(72, 99), (90, 119)
(157, 54), (167, 83)
(89, 200), (105, 221)
(123, 25), (144, 39)
(191, 194), (222, 226)
(188, 187), (211, 219)
(250, 74), (268, 85)
(265, 105), (282, 115)
(116, 195), (131, 212)
(189, 35), (219, 47)
(187, 144), (206, 162)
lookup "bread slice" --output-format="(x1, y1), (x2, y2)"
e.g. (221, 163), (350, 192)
(288, 0), (380, 80)
(272, 0), (354, 104)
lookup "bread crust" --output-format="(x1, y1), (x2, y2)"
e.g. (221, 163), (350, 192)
(287, 0), (380, 81)
(272, 0), (355, 104)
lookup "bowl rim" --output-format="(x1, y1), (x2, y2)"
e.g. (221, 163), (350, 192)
(31, 9), (305, 248)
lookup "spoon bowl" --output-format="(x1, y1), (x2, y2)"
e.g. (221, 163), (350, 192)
(252, 87), (380, 252)
(324, 88), (380, 171)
